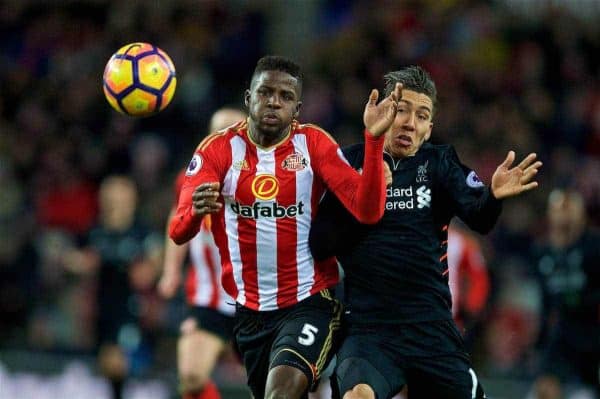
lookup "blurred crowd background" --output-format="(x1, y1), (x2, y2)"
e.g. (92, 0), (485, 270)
(0, 0), (599, 398)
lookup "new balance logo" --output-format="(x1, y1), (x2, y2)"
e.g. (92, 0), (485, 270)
(416, 186), (431, 208)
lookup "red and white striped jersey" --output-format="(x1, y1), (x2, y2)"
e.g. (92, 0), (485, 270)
(174, 172), (235, 315)
(170, 120), (386, 311)
(447, 226), (490, 323)
(186, 220), (235, 315)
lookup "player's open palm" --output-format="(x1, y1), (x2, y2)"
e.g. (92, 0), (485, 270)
(364, 83), (402, 137)
(491, 151), (542, 199)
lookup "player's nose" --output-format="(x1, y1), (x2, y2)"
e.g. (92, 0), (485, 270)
(403, 112), (416, 130)
(267, 94), (282, 108)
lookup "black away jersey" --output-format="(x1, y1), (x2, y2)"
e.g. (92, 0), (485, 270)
(310, 142), (502, 323)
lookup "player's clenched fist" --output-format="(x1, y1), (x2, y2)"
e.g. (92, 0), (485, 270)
(192, 182), (222, 216)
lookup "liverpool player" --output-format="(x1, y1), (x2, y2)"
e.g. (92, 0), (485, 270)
(310, 66), (542, 399)
(159, 108), (246, 399)
(170, 55), (401, 399)
(531, 189), (599, 399)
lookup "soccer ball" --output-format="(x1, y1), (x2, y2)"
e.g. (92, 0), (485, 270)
(103, 42), (177, 117)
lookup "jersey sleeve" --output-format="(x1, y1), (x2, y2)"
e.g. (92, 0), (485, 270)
(168, 136), (228, 244)
(310, 128), (386, 225)
(173, 169), (186, 205)
(440, 146), (502, 233)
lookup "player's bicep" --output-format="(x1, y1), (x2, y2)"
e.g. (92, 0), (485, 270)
(441, 149), (486, 210)
(441, 149), (500, 232)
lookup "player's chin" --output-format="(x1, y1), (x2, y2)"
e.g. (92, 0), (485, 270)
(259, 122), (286, 135)
(389, 144), (412, 158)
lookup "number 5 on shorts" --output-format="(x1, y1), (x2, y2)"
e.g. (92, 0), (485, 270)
(298, 323), (319, 346)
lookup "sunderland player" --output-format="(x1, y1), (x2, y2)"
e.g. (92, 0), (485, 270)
(159, 108), (246, 399)
(169, 55), (401, 399)
(447, 224), (490, 334)
(310, 66), (542, 399)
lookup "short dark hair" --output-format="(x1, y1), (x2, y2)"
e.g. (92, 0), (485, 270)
(384, 66), (437, 114)
(251, 55), (303, 94)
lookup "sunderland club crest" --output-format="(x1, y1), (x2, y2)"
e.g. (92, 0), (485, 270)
(281, 152), (308, 171)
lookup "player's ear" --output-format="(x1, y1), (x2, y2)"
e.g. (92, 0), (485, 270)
(294, 101), (302, 118)
(244, 90), (251, 108)
(425, 122), (433, 141)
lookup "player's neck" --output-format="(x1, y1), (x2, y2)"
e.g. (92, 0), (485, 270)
(384, 146), (413, 160)
(101, 213), (134, 232)
(248, 122), (290, 149)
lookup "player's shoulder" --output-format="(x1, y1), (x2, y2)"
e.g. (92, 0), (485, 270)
(420, 142), (455, 156)
(414, 143), (454, 165)
(423, 143), (469, 169)
(296, 122), (337, 144)
(195, 120), (247, 152)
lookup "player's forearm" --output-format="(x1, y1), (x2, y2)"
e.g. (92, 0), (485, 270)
(169, 187), (203, 244)
(169, 208), (203, 244)
(465, 188), (502, 233)
(163, 234), (189, 274)
(353, 130), (386, 224)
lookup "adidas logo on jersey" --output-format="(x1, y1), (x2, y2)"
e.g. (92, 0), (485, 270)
(230, 201), (305, 219)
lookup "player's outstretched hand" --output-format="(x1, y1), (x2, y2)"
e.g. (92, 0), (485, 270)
(192, 182), (222, 216)
(364, 83), (402, 137)
(491, 151), (542, 199)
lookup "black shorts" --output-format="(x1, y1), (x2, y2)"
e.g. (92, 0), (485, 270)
(187, 306), (235, 342)
(334, 320), (486, 399)
(234, 290), (342, 399)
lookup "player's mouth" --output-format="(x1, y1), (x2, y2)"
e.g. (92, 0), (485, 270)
(261, 113), (280, 124)
(394, 134), (412, 147)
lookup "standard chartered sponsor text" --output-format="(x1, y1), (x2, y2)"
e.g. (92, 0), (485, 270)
(385, 185), (431, 210)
